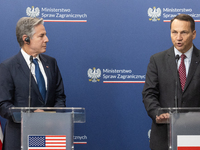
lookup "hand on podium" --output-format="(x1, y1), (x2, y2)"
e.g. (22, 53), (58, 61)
(156, 113), (170, 124)
(34, 109), (44, 112)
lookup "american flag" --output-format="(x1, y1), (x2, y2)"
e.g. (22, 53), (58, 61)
(28, 135), (66, 150)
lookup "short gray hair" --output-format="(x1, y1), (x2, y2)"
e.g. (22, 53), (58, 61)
(16, 17), (44, 47)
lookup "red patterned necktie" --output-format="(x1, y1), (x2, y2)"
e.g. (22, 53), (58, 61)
(179, 54), (186, 91)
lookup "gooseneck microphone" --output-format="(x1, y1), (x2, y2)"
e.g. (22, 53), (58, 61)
(175, 55), (180, 108)
(28, 56), (33, 108)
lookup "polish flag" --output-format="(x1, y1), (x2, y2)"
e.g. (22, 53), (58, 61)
(0, 122), (3, 150)
(177, 135), (200, 150)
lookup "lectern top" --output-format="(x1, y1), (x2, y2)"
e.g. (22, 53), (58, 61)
(158, 107), (200, 114)
(10, 107), (85, 111)
(9, 107), (86, 123)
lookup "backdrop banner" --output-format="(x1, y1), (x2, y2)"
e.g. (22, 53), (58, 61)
(1, 0), (200, 149)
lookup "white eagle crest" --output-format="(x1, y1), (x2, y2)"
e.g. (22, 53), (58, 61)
(87, 67), (101, 82)
(148, 7), (161, 22)
(26, 6), (40, 18)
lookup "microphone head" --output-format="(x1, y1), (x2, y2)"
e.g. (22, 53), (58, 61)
(29, 56), (33, 62)
(175, 55), (180, 60)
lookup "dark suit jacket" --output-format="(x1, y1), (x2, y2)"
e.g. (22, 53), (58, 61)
(0, 51), (66, 150)
(142, 45), (200, 150)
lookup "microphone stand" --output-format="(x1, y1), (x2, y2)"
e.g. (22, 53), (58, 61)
(175, 55), (180, 109)
(28, 56), (33, 112)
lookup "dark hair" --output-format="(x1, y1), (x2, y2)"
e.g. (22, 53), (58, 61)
(170, 14), (195, 31)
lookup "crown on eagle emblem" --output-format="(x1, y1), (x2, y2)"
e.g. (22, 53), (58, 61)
(148, 7), (161, 22)
(26, 6), (40, 18)
(87, 67), (101, 82)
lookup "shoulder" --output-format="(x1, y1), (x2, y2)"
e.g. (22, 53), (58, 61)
(0, 52), (21, 67)
(150, 46), (174, 61)
(40, 53), (56, 61)
(39, 54), (59, 67)
(193, 45), (200, 55)
(39, 54), (57, 65)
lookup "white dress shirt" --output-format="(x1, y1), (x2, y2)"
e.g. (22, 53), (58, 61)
(174, 46), (193, 77)
(21, 49), (47, 90)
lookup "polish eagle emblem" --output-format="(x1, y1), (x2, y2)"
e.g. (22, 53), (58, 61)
(26, 6), (40, 18)
(148, 7), (161, 22)
(87, 67), (101, 82)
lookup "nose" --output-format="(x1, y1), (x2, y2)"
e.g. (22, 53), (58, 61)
(177, 33), (182, 41)
(45, 35), (49, 43)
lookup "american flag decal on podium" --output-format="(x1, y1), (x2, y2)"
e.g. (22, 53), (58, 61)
(28, 135), (66, 150)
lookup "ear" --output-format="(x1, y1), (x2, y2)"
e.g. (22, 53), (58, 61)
(22, 35), (30, 45)
(192, 30), (196, 40)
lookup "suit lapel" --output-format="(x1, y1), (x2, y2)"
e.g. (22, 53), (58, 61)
(39, 54), (51, 103)
(184, 46), (200, 92)
(166, 47), (185, 107)
(167, 47), (180, 86)
(17, 51), (45, 104)
(16, 51), (30, 78)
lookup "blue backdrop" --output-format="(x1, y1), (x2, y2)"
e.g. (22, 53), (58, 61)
(1, 0), (200, 149)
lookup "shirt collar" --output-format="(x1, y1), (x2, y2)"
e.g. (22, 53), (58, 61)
(174, 46), (193, 60)
(21, 49), (41, 64)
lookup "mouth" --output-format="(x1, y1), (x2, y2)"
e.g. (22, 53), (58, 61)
(176, 42), (182, 47)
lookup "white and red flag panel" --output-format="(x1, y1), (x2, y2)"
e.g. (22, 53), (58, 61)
(177, 135), (200, 150)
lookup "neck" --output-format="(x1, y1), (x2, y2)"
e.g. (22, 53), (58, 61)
(22, 46), (38, 57)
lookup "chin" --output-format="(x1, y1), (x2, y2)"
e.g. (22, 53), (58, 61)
(175, 47), (184, 52)
(41, 49), (46, 53)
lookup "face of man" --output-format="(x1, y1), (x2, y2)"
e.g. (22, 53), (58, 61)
(28, 24), (49, 57)
(171, 19), (196, 53)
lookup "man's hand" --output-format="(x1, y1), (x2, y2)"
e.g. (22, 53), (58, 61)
(34, 109), (44, 112)
(156, 113), (170, 124)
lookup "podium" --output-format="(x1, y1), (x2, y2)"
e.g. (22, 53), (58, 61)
(10, 107), (86, 150)
(158, 107), (200, 150)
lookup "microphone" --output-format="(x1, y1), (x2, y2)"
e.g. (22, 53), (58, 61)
(175, 55), (180, 108)
(175, 55), (180, 61)
(28, 56), (33, 109)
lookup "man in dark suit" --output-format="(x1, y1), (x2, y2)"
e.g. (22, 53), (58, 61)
(142, 14), (200, 150)
(0, 17), (66, 150)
